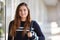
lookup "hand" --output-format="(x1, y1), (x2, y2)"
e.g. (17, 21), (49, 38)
(27, 31), (32, 38)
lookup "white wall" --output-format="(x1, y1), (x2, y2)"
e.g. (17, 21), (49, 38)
(47, 6), (57, 22)
(6, 0), (12, 33)
(57, 1), (60, 27)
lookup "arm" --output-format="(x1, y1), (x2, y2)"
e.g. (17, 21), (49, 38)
(8, 21), (13, 40)
(33, 21), (45, 40)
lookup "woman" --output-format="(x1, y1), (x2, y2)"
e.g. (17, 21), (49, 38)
(8, 2), (45, 40)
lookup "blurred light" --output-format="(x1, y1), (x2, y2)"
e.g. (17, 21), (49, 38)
(51, 22), (58, 27)
(51, 22), (60, 34)
(48, 35), (60, 40)
(0, 0), (4, 1)
(0, 23), (2, 27)
(0, 0), (5, 6)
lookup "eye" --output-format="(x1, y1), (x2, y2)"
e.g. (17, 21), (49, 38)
(24, 9), (26, 11)
(19, 9), (22, 11)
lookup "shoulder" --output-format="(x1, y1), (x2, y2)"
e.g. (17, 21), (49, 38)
(31, 20), (41, 30)
(31, 20), (38, 24)
(31, 20), (39, 27)
(8, 20), (14, 31)
(31, 20), (36, 23)
(9, 20), (14, 27)
(9, 20), (14, 24)
(31, 20), (40, 26)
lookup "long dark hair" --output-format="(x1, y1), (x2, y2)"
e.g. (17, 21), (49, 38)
(10, 2), (31, 37)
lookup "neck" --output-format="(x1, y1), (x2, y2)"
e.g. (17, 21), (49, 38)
(21, 17), (26, 21)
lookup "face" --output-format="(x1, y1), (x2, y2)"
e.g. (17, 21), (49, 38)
(19, 6), (28, 18)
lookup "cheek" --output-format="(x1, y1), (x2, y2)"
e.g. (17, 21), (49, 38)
(19, 11), (28, 16)
(19, 11), (22, 16)
(25, 11), (28, 16)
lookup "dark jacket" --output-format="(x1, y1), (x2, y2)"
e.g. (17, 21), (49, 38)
(8, 20), (45, 40)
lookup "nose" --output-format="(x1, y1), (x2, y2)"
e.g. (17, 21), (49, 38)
(21, 10), (25, 14)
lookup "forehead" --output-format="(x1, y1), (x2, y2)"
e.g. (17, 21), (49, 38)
(19, 5), (27, 9)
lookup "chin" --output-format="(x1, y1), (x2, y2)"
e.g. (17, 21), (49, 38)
(21, 15), (27, 18)
(21, 16), (26, 18)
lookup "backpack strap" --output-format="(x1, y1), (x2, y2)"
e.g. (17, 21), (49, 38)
(30, 20), (38, 40)
(30, 20), (34, 31)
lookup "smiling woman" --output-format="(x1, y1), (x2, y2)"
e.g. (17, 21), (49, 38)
(5, 0), (60, 40)
(7, 2), (45, 40)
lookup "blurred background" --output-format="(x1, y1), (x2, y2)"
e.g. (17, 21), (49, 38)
(0, 0), (60, 40)
(0, 0), (5, 40)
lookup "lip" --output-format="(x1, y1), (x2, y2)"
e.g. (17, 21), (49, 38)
(22, 14), (25, 15)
